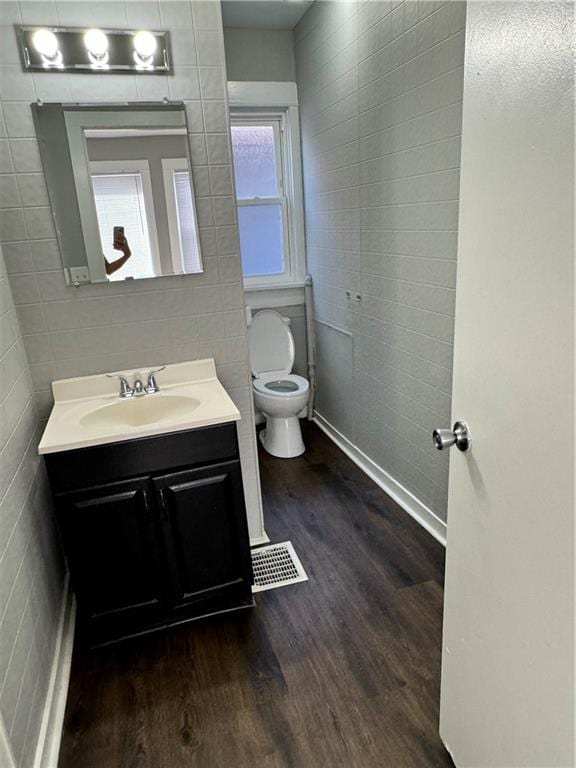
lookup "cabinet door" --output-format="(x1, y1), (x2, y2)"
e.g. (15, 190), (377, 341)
(57, 477), (165, 642)
(154, 461), (253, 613)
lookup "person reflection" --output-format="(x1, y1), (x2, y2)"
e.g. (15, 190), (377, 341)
(105, 228), (132, 276)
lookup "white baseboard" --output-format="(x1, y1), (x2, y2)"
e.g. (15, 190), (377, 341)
(34, 573), (76, 768)
(313, 412), (447, 547)
(250, 531), (270, 547)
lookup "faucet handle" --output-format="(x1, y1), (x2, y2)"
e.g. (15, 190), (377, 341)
(106, 373), (134, 398)
(146, 365), (166, 394)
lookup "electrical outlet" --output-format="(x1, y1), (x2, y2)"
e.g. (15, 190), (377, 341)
(69, 266), (91, 285)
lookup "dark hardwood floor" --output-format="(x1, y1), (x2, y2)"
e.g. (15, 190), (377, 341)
(58, 422), (454, 768)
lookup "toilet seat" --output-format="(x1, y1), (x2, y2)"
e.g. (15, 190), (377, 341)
(248, 310), (295, 378)
(252, 373), (309, 399)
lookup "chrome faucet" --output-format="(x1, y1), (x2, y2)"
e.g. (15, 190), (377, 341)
(107, 366), (166, 398)
(106, 374), (133, 398)
(145, 366), (165, 394)
(133, 378), (146, 396)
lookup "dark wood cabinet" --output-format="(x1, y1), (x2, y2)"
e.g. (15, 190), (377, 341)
(57, 477), (166, 642)
(45, 424), (254, 647)
(155, 461), (253, 615)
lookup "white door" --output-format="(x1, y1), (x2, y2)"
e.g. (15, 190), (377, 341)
(439, 3), (574, 767)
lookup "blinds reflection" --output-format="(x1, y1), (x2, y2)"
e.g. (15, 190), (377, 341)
(173, 171), (200, 273)
(91, 172), (156, 280)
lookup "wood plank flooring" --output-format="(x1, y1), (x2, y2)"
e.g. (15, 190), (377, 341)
(58, 422), (454, 768)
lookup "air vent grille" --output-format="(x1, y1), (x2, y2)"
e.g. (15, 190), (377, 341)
(251, 541), (308, 593)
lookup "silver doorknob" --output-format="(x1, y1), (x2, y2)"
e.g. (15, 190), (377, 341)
(432, 421), (471, 452)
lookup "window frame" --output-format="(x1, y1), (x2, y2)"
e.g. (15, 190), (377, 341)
(161, 157), (202, 275)
(89, 158), (161, 279)
(230, 107), (306, 291)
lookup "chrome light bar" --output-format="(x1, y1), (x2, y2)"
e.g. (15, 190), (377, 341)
(18, 25), (171, 74)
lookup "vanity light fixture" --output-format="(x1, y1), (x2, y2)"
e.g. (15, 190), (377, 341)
(84, 28), (109, 69)
(18, 25), (171, 73)
(31, 28), (63, 68)
(133, 30), (157, 69)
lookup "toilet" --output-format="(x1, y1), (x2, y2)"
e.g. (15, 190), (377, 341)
(248, 309), (310, 458)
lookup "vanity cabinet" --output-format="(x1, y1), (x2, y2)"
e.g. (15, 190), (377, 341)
(57, 477), (166, 638)
(44, 424), (254, 648)
(154, 461), (249, 616)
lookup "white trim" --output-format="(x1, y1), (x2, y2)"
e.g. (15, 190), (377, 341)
(34, 574), (76, 768)
(228, 81), (298, 107)
(282, 105), (306, 287)
(245, 285), (305, 309)
(230, 95), (306, 292)
(237, 197), (284, 207)
(85, 128), (183, 139)
(239, 107), (306, 288)
(250, 531), (271, 547)
(162, 158), (187, 272)
(313, 412), (447, 547)
(232, 112), (296, 286)
(161, 157), (202, 274)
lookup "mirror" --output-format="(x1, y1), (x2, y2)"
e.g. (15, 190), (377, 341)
(33, 102), (203, 283)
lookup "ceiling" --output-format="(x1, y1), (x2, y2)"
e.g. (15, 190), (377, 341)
(221, 1), (314, 30)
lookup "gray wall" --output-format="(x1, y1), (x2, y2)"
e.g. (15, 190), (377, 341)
(0, 0), (264, 668)
(87, 133), (190, 275)
(0, 240), (65, 767)
(295, 1), (466, 521)
(223, 28), (296, 82)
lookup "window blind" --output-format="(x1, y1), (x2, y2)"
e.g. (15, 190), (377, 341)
(91, 172), (156, 281)
(173, 171), (201, 273)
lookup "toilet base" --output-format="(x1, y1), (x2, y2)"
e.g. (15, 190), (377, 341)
(259, 416), (305, 458)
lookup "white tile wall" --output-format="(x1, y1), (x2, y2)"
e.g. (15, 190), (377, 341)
(296, 0), (466, 521)
(0, 241), (65, 768)
(0, 2), (263, 550)
(0, 4), (264, 762)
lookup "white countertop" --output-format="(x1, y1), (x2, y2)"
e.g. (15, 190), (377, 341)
(38, 359), (240, 455)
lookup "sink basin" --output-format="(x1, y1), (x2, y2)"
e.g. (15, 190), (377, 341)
(80, 394), (201, 429)
(38, 359), (242, 455)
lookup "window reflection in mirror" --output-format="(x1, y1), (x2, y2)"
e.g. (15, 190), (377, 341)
(85, 127), (200, 281)
(33, 102), (203, 284)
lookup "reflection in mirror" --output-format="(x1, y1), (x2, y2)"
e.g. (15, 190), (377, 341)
(33, 102), (203, 284)
(86, 127), (199, 281)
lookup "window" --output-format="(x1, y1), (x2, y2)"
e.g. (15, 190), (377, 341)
(231, 121), (285, 278)
(162, 159), (202, 274)
(231, 110), (305, 288)
(90, 160), (160, 281)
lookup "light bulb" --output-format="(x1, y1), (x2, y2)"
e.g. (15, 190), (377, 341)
(133, 30), (157, 59)
(84, 28), (108, 57)
(32, 29), (59, 60)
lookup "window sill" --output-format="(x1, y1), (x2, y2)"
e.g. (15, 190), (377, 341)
(243, 282), (306, 309)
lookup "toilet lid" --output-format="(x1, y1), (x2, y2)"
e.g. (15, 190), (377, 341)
(248, 310), (295, 377)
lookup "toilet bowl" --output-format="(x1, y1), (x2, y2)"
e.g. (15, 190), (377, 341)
(248, 310), (310, 458)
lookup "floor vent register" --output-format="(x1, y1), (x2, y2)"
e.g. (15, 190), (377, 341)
(251, 541), (308, 593)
